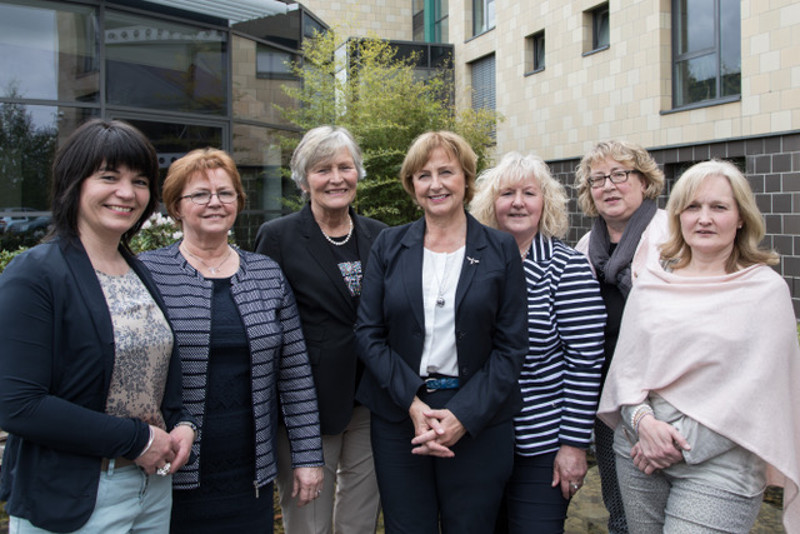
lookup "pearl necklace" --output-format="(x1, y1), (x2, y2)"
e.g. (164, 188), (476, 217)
(320, 216), (354, 246)
(183, 245), (233, 275)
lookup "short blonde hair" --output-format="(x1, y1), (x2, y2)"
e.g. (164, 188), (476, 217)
(470, 152), (568, 239)
(575, 140), (665, 217)
(399, 131), (477, 205)
(162, 148), (246, 225)
(661, 159), (778, 272)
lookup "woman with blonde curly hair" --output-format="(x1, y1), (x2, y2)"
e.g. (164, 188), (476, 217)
(574, 139), (667, 534)
(471, 152), (606, 533)
(598, 159), (800, 532)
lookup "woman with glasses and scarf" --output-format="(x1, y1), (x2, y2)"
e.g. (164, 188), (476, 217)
(139, 148), (324, 533)
(574, 140), (667, 534)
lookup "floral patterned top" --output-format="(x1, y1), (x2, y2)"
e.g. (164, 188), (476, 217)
(96, 269), (173, 431)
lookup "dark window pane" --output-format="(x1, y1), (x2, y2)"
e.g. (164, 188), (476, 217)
(534, 33), (545, 70)
(0, 0), (98, 102)
(720, 0), (741, 97)
(0, 105), (96, 215)
(675, 0), (714, 55)
(105, 11), (227, 115)
(675, 54), (717, 106)
(594, 6), (609, 49)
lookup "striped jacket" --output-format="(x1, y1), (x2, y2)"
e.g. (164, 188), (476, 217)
(139, 243), (323, 489)
(514, 234), (607, 456)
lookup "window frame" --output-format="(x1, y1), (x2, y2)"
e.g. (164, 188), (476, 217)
(671, 0), (741, 110)
(583, 3), (609, 56)
(472, 0), (495, 37)
(525, 30), (545, 75)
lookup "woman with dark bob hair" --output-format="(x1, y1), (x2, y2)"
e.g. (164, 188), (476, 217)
(598, 159), (800, 532)
(139, 147), (323, 533)
(0, 118), (196, 533)
(356, 131), (527, 533)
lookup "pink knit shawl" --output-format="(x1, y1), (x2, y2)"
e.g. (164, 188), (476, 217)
(597, 263), (800, 532)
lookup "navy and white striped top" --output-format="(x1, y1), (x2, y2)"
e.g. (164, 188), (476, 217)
(139, 243), (323, 489)
(514, 234), (607, 456)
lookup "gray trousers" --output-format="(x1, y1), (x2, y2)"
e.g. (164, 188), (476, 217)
(615, 453), (762, 533)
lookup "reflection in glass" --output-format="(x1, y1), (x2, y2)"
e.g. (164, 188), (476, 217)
(232, 36), (299, 126)
(675, 0), (714, 55)
(232, 123), (297, 248)
(675, 54), (716, 107)
(0, 105), (96, 212)
(105, 11), (227, 115)
(0, 0), (98, 102)
(720, 0), (741, 98)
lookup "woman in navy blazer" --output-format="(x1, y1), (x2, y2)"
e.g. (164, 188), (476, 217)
(0, 119), (195, 533)
(355, 131), (527, 533)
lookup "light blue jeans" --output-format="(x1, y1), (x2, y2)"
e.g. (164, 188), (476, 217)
(10, 461), (172, 534)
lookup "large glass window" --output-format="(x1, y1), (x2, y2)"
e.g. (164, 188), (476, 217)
(472, 0), (495, 36)
(105, 11), (227, 114)
(0, 0), (98, 102)
(673, 0), (740, 108)
(0, 104), (96, 218)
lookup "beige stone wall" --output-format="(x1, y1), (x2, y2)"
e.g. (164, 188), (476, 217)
(300, 0), (412, 41)
(444, 0), (800, 161)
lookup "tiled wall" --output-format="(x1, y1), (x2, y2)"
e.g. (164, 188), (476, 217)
(550, 131), (800, 316)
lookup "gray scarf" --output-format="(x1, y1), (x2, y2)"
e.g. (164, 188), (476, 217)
(588, 198), (657, 298)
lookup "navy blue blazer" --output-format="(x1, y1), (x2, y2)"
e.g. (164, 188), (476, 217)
(0, 238), (191, 532)
(254, 204), (387, 435)
(355, 213), (527, 436)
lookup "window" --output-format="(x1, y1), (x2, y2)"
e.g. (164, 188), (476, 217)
(526, 31), (545, 74)
(471, 54), (495, 136)
(472, 0), (495, 36)
(414, 0), (449, 42)
(590, 3), (609, 51)
(672, 0), (740, 108)
(434, 0), (449, 42)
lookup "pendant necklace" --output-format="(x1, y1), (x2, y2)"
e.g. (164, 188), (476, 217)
(183, 245), (233, 275)
(320, 216), (354, 246)
(431, 253), (452, 308)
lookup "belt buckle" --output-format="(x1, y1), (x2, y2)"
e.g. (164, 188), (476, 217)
(425, 377), (440, 393)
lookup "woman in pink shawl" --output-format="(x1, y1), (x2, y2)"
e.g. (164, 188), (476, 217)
(597, 159), (800, 533)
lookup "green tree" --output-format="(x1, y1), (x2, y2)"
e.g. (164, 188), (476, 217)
(277, 31), (499, 226)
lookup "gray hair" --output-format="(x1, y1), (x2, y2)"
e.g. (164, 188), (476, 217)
(290, 126), (366, 196)
(470, 151), (569, 239)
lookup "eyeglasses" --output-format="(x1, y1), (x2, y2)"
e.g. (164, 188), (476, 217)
(588, 169), (639, 189)
(179, 191), (238, 205)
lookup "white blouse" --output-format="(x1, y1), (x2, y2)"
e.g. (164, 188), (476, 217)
(419, 246), (464, 377)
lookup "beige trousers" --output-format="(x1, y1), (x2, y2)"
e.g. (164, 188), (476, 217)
(276, 405), (380, 534)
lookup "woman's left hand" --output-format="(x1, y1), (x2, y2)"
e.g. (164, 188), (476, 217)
(292, 466), (324, 507)
(551, 445), (588, 499)
(168, 425), (196, 473)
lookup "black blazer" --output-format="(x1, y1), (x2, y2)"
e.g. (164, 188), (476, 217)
(0, 237), (191, 532)
(355, 213), (527, 437)
(254, 204), (387, 435)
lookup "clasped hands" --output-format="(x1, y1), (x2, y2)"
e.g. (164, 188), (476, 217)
(631, 414), (692, 475)
(408, 396), (466, 458)
(134, 424), (195, 476)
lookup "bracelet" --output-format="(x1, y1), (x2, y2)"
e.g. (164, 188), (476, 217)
(137, 426), (155, 459)
(631, 404), (655, 435)
(174, 421), (199, 441)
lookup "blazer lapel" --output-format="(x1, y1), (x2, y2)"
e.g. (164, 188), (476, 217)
(400, 218), (426, 332)
(59, 238), (115, 385)
(524, 233), (550, 286)
(454, 214), (486, 312)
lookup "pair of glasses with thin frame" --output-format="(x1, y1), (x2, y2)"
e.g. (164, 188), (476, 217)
(587, 169), (639, 189)
(179, 191), (238, 205)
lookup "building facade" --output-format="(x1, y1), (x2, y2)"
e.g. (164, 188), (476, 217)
(302, 0), (800, 314)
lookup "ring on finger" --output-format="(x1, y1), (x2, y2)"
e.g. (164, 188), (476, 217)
(156, 462), (171, 477)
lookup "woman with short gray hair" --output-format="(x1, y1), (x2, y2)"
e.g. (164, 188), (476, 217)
(255, 125), (386, 534)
